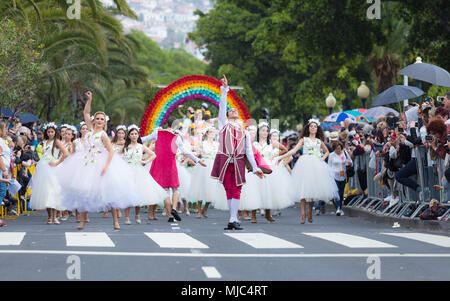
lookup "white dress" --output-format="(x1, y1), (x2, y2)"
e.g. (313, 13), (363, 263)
(123, 144), (168, 206)
(30, 140), (65, 210)
(73, 138), (86, 153)
(255, 142), (295, 210)
(57, 130), (141, 212)
(188, 140), (226, 205)
(291, 137), (338, 203)
(176, 146), (194, 202)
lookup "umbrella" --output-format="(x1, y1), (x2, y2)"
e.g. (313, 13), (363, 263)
(0, 108), (14, 118)
(15, 112), (39, 123)
(362, 106), (399, 121)
(371, 85), (424, 107)
(323, 112), (357, 123)
(398, 62), (450, 87)
(343, 109), (371, 124)
(321, 122), (341, 131)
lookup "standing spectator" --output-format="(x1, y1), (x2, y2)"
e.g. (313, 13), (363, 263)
(0, 122), (12, 226)
(328, 141), (352, 216)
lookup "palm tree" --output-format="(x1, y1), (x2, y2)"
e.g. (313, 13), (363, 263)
(368, 3), (411, 94)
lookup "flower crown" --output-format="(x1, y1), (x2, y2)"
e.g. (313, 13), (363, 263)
(43, 122), (58, 130)
(258, 121), (269, 128)
(80, 121), (86, 127)
(61, 123), (70, 129)
(127, 124), (139, 132)
(202, 126), (216, 136)
(66, 125), (77, 135)
(90, 114), (110, 122)
(308, 118), (321, 126)
(270, 128), (280, 135)
(116, 125), (127, 132)
(247, 125), (257, 131)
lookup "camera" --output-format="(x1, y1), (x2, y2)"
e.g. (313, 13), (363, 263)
(437, 96), (444, 102)
(398, 128), (404, 133)
(425, 135), (434, 141)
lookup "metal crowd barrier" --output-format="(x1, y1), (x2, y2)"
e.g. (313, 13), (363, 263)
(345, 145), (450, 220)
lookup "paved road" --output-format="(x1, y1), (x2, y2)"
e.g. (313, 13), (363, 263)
(0, 205), (449, 281)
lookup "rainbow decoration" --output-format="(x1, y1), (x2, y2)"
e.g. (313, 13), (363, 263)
(140, 75), (251, 136)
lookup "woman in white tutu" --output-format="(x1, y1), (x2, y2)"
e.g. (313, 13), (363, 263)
(277, 119), (338, 224)
(239, 125), (264, 223)
(73, 122), (89, 153)
(102, 124), (127, 218)
(269, 129), (297, 212)
(122, 125), (167, 224)
(30, 122), (69, 225)
(73, 122), (89, 222)
(58, 90), (140, 230)
(60, 125), (77, 221)
(189, 127), (226, 218)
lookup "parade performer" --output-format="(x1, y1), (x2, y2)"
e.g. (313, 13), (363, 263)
(211, 75), (264, 230)
(141, 116), (206, 223)
(58, 91), (140, 230)
(30, 122), (69, 225)
(277, 119), (338, 224)
(122, 125), (168, 225)
(189, 126), (226, 218)
(102, 124), (127, 219)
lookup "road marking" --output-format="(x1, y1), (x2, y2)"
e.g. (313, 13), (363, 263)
(0, 250), (449, 258)
(172, 227), (180, 230)
(144, 233), (209, 249)
(170, 224), (178, 226)
(65, 232), (115, 247)
(225, 233), (303, 249)
(0, 232), (26, 246)
(303, 233), (397, 248)
(202, 266), (222, 279)
(382, 233), (450, 247)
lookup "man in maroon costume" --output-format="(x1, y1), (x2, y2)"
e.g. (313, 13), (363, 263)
(211, 75), (264, 230)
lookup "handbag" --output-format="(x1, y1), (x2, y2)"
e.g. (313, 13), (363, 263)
(344, 150), (355, 178)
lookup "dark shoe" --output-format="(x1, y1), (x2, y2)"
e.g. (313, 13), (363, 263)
(224, 222), (234, 230)
(171, 209), (182, 221)
(168, 217), (174, 223)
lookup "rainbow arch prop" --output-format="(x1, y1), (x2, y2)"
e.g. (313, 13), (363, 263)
(140, 75), (251, 136)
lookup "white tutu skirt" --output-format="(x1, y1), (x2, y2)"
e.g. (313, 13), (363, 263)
(213, 171), (263, 211)
(239, 171), (263, 210)
(266, 164), (295, 209)
(177, 162), (192, 201)
(188, 159), (226, 205)
(130, 164), (168, 206)
(56, 151), (141, 212)
(30, 160), (65, 210)
(291, 155), (338, 203)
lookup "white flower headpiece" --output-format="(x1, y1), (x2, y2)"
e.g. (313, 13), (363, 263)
(91, 114), (110, 122)
(308, 118), (321, 126)
(116, 125), (127, 132)
(43, 122), (58, 130)
(127, 124), (139, 132)
(61, 123), (70, 129)
(247, 125), (257, 131)
(270, 128), (280, 135)
(79, 121), (86, 127)
(258, 121), (269, 128)
(202, 126), (216, 136)
(66, 125), (77, 135)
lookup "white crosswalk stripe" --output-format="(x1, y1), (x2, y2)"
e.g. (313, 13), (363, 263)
(382, 233), (450, 247)
(65, 232), (115, 247)
(2, 231), (450, 250)
(303, 232), (397, 248)
(225, 233), (303, 249)
(144, 232), (209, 249)
(202, 266), (222, 279)
(0, 232), (26, 246)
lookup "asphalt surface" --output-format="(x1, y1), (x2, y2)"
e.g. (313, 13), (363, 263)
(1, 204), (449, 281)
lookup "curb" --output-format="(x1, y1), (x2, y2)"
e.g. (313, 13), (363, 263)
(334, 205), (450, 234)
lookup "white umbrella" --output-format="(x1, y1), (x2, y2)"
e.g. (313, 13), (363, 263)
(363, 106), (399, 120)
(398, 61), (450, 87)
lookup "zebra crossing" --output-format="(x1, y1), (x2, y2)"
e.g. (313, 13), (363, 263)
(0, 231), (449, 250)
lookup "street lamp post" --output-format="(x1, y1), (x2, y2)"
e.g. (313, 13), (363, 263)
(325, 92), (336, 115)
(357, 81), (370, 108)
